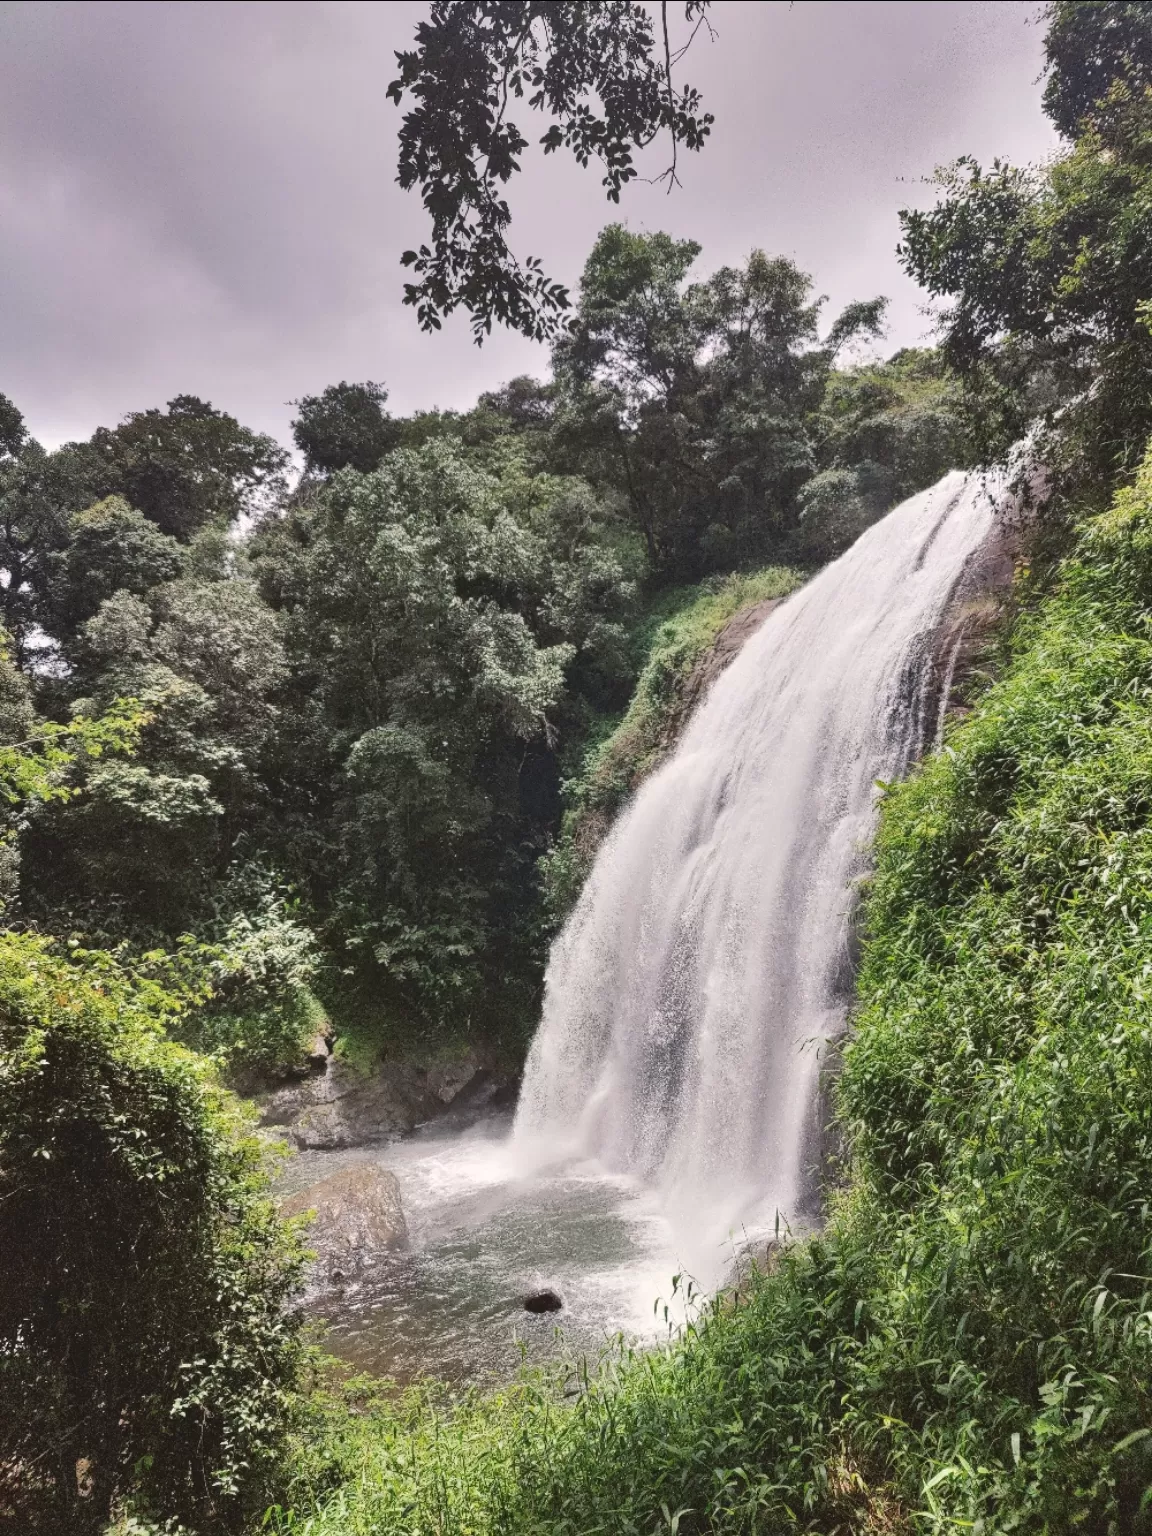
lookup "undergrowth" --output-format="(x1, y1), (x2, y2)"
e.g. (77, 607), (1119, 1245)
(269, 446), (1152, 1533)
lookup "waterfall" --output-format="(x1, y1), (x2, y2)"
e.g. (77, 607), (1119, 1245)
(512, 468), (1014, 1269)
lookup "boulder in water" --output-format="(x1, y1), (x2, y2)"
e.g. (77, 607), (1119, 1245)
(280, 1165), (408, 1278)
(523, 1288), (563, 1314)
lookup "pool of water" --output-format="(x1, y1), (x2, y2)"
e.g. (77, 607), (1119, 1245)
(280, 1116), (707, 1385)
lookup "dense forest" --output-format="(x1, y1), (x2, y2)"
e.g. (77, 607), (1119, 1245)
(0, 232), (966, 1086)
(5, 1), (1152, 1532)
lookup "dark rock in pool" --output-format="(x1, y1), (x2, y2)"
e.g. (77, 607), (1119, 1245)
(523, 1289), (563, 1314)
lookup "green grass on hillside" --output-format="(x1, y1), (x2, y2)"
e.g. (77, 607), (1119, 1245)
(543, 565), (804, 916)
(269, 446), (1152, 1534)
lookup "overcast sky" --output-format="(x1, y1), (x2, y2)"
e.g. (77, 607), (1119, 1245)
(1, 0), (1059, 451)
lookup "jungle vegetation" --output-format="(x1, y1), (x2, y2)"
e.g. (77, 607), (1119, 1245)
(7, 1), (1152, 1531)
(0, 231), (966, 1533)
(265, 7), (1152, 1532)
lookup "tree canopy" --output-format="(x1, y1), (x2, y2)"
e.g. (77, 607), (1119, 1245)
(1042, 0), (1152, 137)
(551, 225), (891, 572)
(291, 381), (400, 475)
(898, 0), (1152, 484)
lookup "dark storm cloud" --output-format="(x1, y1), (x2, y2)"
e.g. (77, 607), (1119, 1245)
(0, 0), (1057, 449)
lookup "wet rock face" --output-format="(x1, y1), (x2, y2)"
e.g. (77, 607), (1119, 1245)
(259, 1051), (515, 1149)
(675, 597), (784, 735)
(280, 1165), (408, 1279)
(305, 1032), (331, 1072)
(922, 509), (1031, 743)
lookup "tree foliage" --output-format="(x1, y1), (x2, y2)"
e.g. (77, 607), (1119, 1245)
(388, 1), (714, 340)
(0, 933), (304, 1533)
(291, 381), (400, 475)
(253, 437), (639, 1042)
(899, 0), (1152, 484)
(23, 572), (287, 937)
(49, 395), (289, 541)
(552, 225), (891, 572)
(54, 497), (184, 638)
(799, 347), (972, 558)
(0, 397), (72, 667)
(1043, 0), (1152, 137)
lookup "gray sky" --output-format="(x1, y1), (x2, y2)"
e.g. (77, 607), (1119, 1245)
(1, 0), (1058, 451)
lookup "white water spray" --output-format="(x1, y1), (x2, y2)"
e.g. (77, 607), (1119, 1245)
(513, 469), (1013, 1271)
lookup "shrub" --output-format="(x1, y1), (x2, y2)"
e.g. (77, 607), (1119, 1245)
(833, 440), (1152, 1526)
(193, 895), (328, 1079)
(0, 933), (305, 1533)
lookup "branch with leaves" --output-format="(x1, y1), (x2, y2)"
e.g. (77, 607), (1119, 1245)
(0, 697), (151, 808)
(388, 1), (714, 342)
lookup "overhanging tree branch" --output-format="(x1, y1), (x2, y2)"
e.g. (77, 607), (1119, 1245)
(387, 2), (715, 343)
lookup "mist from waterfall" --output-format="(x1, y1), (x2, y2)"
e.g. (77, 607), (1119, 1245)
(513, 468), (1012, 1274)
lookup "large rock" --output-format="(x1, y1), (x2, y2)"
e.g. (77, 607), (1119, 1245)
(280, 1164), (408, 1278)
(259, 1049), (512, 1150)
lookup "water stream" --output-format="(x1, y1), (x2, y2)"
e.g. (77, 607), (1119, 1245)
(303, 467), (1012, 1384)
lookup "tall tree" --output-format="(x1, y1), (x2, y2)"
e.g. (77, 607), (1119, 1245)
(52, 395), (289, 541)
(252, 437), (638, 1042)
(1043, 0), (1152, 136)
(799, 348), (972, 559)
(22, 582), (284, 936)
(0, 396), (71, 667)
(552, 225), (885, 573)
(52, 496), (184, 641)
(0, 392), (290, 672)
(291, 381), (400, 475)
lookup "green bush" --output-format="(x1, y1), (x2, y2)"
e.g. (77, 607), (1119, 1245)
(0, 933), (305, 1533)
(192, 895), (328, 1078)
(831, 441), (1152, 1527)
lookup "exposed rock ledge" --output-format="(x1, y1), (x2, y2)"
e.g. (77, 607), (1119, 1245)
(657, 596), (784, 755)
(259, 1048), (514, 1150)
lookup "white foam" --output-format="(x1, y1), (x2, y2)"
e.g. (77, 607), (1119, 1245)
(513, 468), (1015, 1283)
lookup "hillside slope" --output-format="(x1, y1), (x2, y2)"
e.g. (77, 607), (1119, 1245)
(543, 565), (804, 917)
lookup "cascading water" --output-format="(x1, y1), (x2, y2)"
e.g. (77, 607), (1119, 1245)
(513, 467), (1013, 1273)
